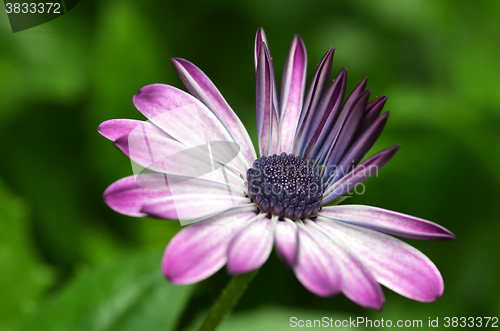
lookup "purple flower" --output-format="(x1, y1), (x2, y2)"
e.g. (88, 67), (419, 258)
(98, 28), (455, 310)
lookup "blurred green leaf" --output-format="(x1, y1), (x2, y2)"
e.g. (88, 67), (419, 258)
(23, 249), (193, 331)
(184, 306), (362, 331)
(0, 178), (53, 331)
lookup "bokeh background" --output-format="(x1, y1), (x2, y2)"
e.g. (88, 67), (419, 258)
(1, 0), (500, 330)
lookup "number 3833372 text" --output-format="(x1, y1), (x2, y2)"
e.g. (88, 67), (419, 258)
(5, 3), (61, 14)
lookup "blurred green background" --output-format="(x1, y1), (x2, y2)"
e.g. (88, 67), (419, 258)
(1, 0), (499, 330)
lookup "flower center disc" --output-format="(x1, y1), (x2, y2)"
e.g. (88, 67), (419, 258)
(246, 153), (323, 219)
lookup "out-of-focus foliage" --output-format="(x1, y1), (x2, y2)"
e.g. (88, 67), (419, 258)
(0, 180), (52, 331)
(184, 307), (356, 331)
(23, 249), (193, 331)
(0, 0), (499, 330)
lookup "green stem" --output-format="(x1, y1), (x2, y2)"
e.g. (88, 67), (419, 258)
(198, 270), (259, 331)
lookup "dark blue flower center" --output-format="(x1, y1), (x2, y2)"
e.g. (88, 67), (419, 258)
(246, 153), (323, 219)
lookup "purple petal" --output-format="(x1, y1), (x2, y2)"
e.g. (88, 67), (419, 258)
(171, 58), (257, 164)
(323, 145), (399, 204)
(104, 174), (246, 219)
(293, 221), (342, 297)
(321, 90), (371, 176)
(358, 95), (387, 135)
(279, 36), (307, 154)
(314, 78), (368, 164)
(227, 215), (275, 274)
(254, 28), (269, 71)
(112, 121), (183, 172)
(104, 175), (169, 217)
(334, 111), (389, 178)
(163, 209), (257, 284)
(256, 42), (280, 156)
(132, 84), (248, 172)
(305, 220), (385, 310)
(133, 84), (224, 146)
(111, 122), (245, 188)
(320, 205), (455, 241)
(302, 68), (347, 161)
(366, 95), (387, 113)
(292, 47), (335, 156)
(141, 192), (249, 221)
(274, 218), (299, 266)
(316, 218), (444, 302)
(254, 28), (280, 120)
(98, 119), (169, 141)
(99, 119), (172, 158)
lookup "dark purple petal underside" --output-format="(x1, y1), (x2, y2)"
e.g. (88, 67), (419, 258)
(292, 47), (335, 156)
(314, 78), (368, 165)
(256, 42), (278, 156)
(334, 111), (389, 179)
(321, 90), (371, 177)
(302, 68), (347, 161)
(255, 28), (280, 120)
(358, 95), (387, 136)
(322, 145), (399, 204)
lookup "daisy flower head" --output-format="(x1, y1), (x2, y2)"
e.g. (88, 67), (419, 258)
(98, 28), (455, 310)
